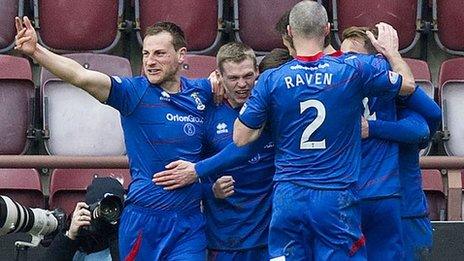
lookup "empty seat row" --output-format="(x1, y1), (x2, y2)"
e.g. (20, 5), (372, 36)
(0, 168), (448, 220)
(3, 54), (464, 156)
(0, 168), (130, 216)
(0, 54), (217, 156)
(1, 0), (464, 54)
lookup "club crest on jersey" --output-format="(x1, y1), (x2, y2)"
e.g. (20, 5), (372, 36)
(248, 154), (261, 164)
(388, 71), (399, 84)
(183, 123), (196, 136)
(191, 92), (205, 111)
(216, 122), (229, 134)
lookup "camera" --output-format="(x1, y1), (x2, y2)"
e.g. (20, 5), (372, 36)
(81, 193), (123, 233)
(0, 195), (66, 248)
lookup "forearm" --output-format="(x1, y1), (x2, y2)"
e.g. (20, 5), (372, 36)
(195, 140), (260, 179)
(369, 118), (429, 144)
(31, 44), (110, 102)
(404, 88), (442, 135)
(41, 232), (79, 261)
(384, 52), (415, 96)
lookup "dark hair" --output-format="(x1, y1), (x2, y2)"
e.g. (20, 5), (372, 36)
(275, 10), (291, 36)
(144, 21), (187, 51)
(259, 48), (292, 73)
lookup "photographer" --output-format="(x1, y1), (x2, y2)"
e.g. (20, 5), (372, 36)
(42, 177), (125, 261)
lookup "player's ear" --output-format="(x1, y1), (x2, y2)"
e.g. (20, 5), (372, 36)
(324, 23), (330, 37)
(177, 47), (187, 64)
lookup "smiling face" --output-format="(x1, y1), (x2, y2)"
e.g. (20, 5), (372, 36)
(219, 58), (258, 108)
(142, 32), (185, 88)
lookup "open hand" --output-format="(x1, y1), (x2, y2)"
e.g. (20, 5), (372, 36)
(14, 16), (38, 56)
(152, 160), (198, 190)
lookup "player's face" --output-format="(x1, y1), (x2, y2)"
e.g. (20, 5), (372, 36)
(340, 37), (369, 54)
(220, 58), (258, 108)
(142, 33), (185, 86)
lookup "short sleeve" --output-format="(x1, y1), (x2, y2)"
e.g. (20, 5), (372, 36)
(238, 73), (271, 129)
(106, 76), (147, 116)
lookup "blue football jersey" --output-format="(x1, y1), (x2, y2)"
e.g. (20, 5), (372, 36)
(397, 110), (429, 217)
(238, 52), (402, 189)
(355, 53), (400, 199)
(202, 101), (275, 250)
(107, 76), (212, 212)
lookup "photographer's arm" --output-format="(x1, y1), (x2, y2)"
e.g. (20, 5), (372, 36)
(41, 202), (91, 261)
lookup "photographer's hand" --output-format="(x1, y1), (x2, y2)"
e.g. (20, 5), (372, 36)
(67, 202), (91, 240)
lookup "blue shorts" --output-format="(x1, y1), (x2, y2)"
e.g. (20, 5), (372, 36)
(360, 197), (403, 260)
(208, 246), (268, 261)
(119, 204), (206, 261)
(269, 182), (366, 261)
(402, 217), (433, 261)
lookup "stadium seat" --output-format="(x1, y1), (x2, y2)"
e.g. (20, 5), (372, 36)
(33, 0), (124, 53)
(233, 0), (302, 54)
(135, 0), (223, 54)
(432, 0), (464, 55)
(439, 58), (464, 156)
(48, 169), (130, 216)
(180, 54), (217, 78)
(422, 169), (446, 221)
(0, 55), (34, 155)
(404, 58), (435, 156)
(0, 0), (23, 53)
(0, 169), (44, 208)
(41, 53), (131, 156)
(331, 0), (422, 53)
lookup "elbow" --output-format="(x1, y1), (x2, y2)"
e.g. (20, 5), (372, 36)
(233, 133), (247, 147)
(399, 77), (416, 96)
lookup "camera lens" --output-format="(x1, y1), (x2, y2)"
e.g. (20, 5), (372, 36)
(97, 195), (122, 223)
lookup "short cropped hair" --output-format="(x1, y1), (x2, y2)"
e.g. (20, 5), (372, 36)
(259, 48), (292, 73)
(144, 21), (187, 51)
(289, 1), (328, 39)
(342, 26), (378, 54)
(216, 42), (257, 73)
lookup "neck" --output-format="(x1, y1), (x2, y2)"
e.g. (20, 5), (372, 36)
(225, 95), (242, 109)
(160, 77), (181, 93)
(293, 37), (324, 57)
(324, 45), (337, 54)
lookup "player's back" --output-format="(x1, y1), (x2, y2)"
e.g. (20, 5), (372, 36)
(253, 53), (368, 189)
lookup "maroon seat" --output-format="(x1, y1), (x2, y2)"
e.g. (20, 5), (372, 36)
(34, 0), (124, 53)
(0, 55), (34, 155)
(135, 0), (222, 54)
(41, 53), (131, 156)
(234, 0), (302, 54)
(49, 169), (131, 216)
(331, 0), (422, 53)
(0, 169), (44, 208)
(433, 0), (464, 55)
(0, 0), (23, 53)
(422, 169), (446, 221)
(438, 58), (464, 156)
(180, 54), (217, 78)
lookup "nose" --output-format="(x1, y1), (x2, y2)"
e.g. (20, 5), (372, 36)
(237, 78), (247, 88)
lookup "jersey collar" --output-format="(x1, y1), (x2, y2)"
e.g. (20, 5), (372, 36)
(296, 51), (324, 62)
(329, 50), (344, 57)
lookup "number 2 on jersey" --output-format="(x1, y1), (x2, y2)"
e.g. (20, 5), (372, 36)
(300, 99), (326, 149)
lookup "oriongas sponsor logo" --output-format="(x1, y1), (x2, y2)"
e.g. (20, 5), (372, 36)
(165, 113), (204, 123)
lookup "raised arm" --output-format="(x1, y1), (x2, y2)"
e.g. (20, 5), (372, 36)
(367, 23), (415, 96)
(14, 17), (111, 102)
